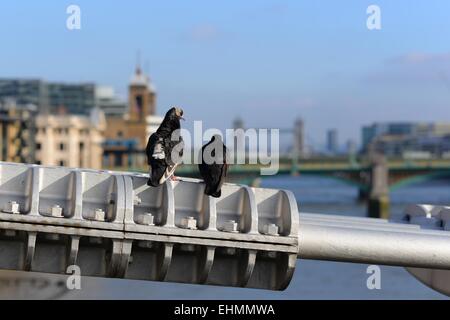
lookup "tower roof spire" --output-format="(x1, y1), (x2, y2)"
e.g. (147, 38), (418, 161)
(130, 50), (148, 86)
(136, 49), (142, 74)
(129, 51), (156, 92)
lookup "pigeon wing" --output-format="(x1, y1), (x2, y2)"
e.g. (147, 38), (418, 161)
(164, 135), (184, 167)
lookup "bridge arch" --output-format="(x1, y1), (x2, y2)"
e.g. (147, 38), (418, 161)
(390, 171), (450, 191)
(254, 171), (369, 192)
(292, 172), (368, 190)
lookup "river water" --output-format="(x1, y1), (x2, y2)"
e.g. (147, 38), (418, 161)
(66, 175), (450, 300)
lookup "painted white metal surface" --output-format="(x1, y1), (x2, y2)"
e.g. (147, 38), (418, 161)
(0, 161), (298, 291)
(298, 219), (450, 268)
(297, 205), (450, 296)
(0, 161), (449, 295)
(402, 204), (450, 296)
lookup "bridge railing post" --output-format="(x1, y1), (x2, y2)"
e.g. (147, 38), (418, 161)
(368, 154), (390, 219)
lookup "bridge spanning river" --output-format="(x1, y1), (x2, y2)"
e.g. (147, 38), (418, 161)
(108, 157), (450, 218)
(176, 157), (450, 188)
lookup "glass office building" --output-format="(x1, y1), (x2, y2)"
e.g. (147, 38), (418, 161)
(0, 78), (96, 115)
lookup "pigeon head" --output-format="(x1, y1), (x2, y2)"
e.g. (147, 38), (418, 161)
(157, 107), (185, 134)
(166, 107), (185, 121)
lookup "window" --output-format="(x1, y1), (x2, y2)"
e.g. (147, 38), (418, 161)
(36, 143), (41, 150)
(59, 143), (65, 151)
(135, 95), (144, 119)
(114, 154), (123, 167)
(36, 161), (41, 165)
(59, 160), (66, 166)
(79, 142), (84, 167)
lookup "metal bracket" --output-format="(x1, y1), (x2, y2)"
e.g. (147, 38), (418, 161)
(0, 162), (299, 291)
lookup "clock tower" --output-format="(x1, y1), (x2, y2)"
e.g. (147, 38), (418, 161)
(126, 65), (157, 148)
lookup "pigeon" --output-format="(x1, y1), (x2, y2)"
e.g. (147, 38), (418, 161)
(146, 107), (185, 187)
(198, 135), (228, 198)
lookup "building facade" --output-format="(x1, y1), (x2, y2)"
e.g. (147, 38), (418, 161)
(35, 109), (105, 169)
(361, 122), (418, 153)
(0, 99), (37, 163)
(0, 78), (97, 115)
(362, 122), (450, 157)
(326, 129), (338, 155)
(0, 79), (47, 107)
(47, 82), (95, 115)
(293, 118), (306, 158)
(103, 67), (160, 169)
(95, 86), (128, 117)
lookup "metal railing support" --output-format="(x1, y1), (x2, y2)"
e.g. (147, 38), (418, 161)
(298, 221), (450, 269)
(0, 162), (449, 295)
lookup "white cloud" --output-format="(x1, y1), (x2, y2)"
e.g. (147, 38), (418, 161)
(187, 24), (220, 42)
(388, 52), (450, 65)
(364, 51), (450, 85)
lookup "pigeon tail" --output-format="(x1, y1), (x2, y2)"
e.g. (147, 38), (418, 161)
(147, 178), (159, 187)
(205, 185), (221, 198)
(147, 164), (166, 187)
(210, 190), (221, 198)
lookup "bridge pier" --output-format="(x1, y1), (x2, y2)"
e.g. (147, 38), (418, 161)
(367, 155), (390, 219)
(358, 188), (369, 201)
(368, 195), (390, 219)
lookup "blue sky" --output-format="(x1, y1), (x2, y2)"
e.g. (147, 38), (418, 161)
(1, 1), (450, 148)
